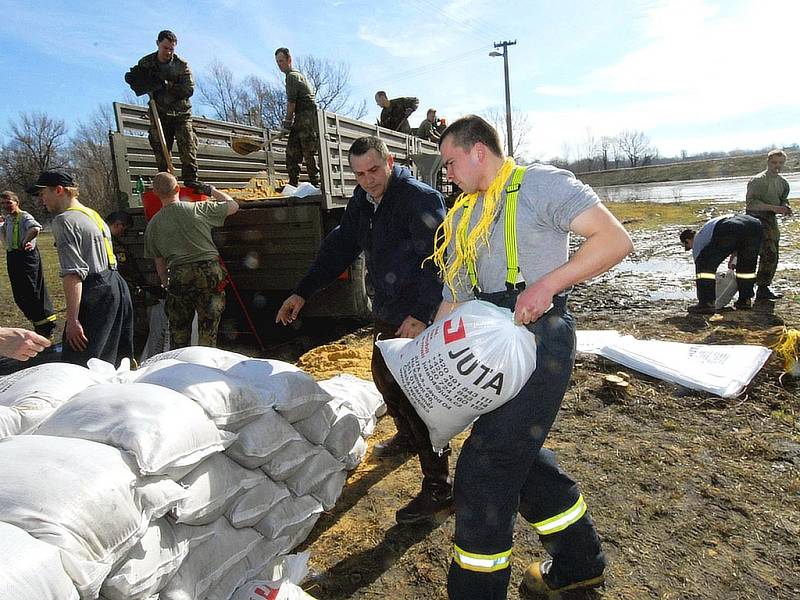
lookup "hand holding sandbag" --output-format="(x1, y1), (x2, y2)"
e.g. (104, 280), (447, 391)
(376, 300), (537, 451)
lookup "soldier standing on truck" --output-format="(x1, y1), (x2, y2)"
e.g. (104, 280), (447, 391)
(144, 173), (238, 348)
(275, 47), (320, 189)
(745, 149), (793, 301)
(125, 30), (200, 187)
(276, 136), (452, 525)
(29, 170), (134, 367)
(375, 91), (418, 135)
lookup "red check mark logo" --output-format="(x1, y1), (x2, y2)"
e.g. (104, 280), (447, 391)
(443, 318), (466, 344)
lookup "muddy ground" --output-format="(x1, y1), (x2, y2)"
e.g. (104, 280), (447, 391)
(292, 214), (800, 600)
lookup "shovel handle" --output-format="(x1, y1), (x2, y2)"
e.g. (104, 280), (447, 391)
(149, 97), (174, 174)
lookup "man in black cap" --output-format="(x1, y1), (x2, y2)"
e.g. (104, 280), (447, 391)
(28, 171), (133, 366)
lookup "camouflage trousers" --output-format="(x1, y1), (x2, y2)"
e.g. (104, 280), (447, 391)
(148, 114), (198, 183)
(286, 109), (319, 187)
(166, 259), (226, 348)
(751, 214), (780, 287)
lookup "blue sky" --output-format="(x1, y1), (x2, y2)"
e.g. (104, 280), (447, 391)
(1, 0), (798, 161)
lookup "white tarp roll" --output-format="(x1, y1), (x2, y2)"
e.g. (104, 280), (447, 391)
(376, 300), (537, 451)
(576, 330), (771, 398)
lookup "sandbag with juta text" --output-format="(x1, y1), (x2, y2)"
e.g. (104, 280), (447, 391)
(376, 300), (537, 451)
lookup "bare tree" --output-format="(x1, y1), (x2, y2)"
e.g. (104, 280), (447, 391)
(0, 112), (69, 220)
(615, 130), (655, 167)
(598, 136), (613, 170)
(297, 56), (367, 119)
(70, 105), (116, 215)
(481, 107), (532, 158)
(198, 55), (367, 129)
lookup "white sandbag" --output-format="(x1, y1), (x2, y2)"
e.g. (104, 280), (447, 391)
(715, 269), (738, 309)
(260, 437), (319, 482)
(204, 536), (288, 600)
(100, 519), (188, 600)
(34, 383), (233, 477)
(138, 302), (199, 364)
(376, 300), (537, 451)
(159, 518), (262, 600)
(225, 408), (305, 470)
(0, 362), (103, 437)
(132, 359), (273, 429)
(0, 521), (79, 600)
(0, 405), (20, 438)
(293, 399), (362, 460)
(0, 436), (150, 599)
(142, 348), (332, 423)
(135, 477), (190, 521)
(318, 373), (387, 434)
(234, 552), (314, 600)
(311, 468), (348, 511)
(226, 475), (291, 528)
(254, 494), (323, 543)
(342, 436), (367, 470)
(174, 453), (264, 525)
(284, 445), (345, 499)
(576, 330), (772, 398)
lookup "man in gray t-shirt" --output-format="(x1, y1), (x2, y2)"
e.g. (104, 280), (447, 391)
(433, 115), (633, 600)
(28, 170), (133, 366)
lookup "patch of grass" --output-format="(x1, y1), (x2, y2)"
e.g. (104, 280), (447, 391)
(0, 232), (65, 330)
(605, 200), (737, 231)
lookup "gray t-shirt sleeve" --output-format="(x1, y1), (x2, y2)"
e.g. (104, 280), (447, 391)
(21, 213), (41, 231)
(52, 217), (90, 279)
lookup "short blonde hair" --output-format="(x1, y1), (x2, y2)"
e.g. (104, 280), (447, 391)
(62, 186), (79, 199)
(153, 172), (179, 198)
(767, 149), (787, 160)
(0, 190), (19, 204)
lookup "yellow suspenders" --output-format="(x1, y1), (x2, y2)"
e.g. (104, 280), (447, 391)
(65, 205), (117, 269)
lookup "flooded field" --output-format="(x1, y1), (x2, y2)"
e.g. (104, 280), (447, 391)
(594, 171), (800, 204)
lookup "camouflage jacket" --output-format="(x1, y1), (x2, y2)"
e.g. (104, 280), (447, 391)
(136, 52), (194, 117)
(379, 97), (418, 133)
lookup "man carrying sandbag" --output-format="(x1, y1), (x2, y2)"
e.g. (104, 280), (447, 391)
(276, 136), (449, 524)
(431, 115), (633, 599)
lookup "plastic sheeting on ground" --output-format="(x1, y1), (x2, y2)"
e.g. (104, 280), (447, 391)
(576, 330), (771, 398)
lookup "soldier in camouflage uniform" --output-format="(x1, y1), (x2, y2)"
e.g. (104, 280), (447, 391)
(275, 47), (319, 188)
(126, 30), (199, 185)
(745, 149), (793, 300)
(144, 173), (239, 348)
(375, 91), (419, 134)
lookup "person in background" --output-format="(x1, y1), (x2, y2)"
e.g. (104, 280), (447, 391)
(745, 149), (792, 300)
(0, 190), (57, 338)
(416, 108), (441, 143)
(375, 91), (418, 134)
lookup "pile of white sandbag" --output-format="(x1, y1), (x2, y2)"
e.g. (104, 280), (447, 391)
(0, 347), (384, 600)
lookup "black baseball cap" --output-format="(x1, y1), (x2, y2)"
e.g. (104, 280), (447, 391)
(26, 171), (76, 195)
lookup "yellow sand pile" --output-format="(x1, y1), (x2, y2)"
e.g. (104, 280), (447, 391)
(297, 336), (374, 381)
(219, 176), (286, 201)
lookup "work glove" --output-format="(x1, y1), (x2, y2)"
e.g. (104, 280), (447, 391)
(187, 181), (214, 196)
(124, 65), (163, 96)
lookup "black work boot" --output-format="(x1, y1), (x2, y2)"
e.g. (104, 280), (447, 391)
(395, 487), (454, 524)
(756, 286), (781, 300)
(372, 433), (416, 459)
(687, 303), (716, 315)
(734, 298), (752, 310)
(522, 558), (605, 596)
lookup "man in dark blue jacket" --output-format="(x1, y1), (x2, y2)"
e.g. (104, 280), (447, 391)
(277, 136), (450, 524)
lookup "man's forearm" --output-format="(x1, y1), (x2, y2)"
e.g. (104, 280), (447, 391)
(22, 228), (39, 245)
(154, 257), (168, 287)
(63, 274), (83, 321)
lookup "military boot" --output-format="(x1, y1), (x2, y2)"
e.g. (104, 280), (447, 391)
(395, 487), (454, 525)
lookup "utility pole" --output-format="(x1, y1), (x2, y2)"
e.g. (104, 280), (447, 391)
(489, 40), (517, 156)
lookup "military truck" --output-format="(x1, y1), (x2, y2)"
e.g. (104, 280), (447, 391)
(110, 102), (445, 329)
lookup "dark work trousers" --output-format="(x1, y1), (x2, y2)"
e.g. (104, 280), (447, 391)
(6, 248), (55, 335)
(148, 114), (198, 183)
(371, 320), (451, 495)
(61, 270), (134, 368)
(746, 211), (780, 287)
(448, 296), (604, 600)
(695, 215), (762, 305)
